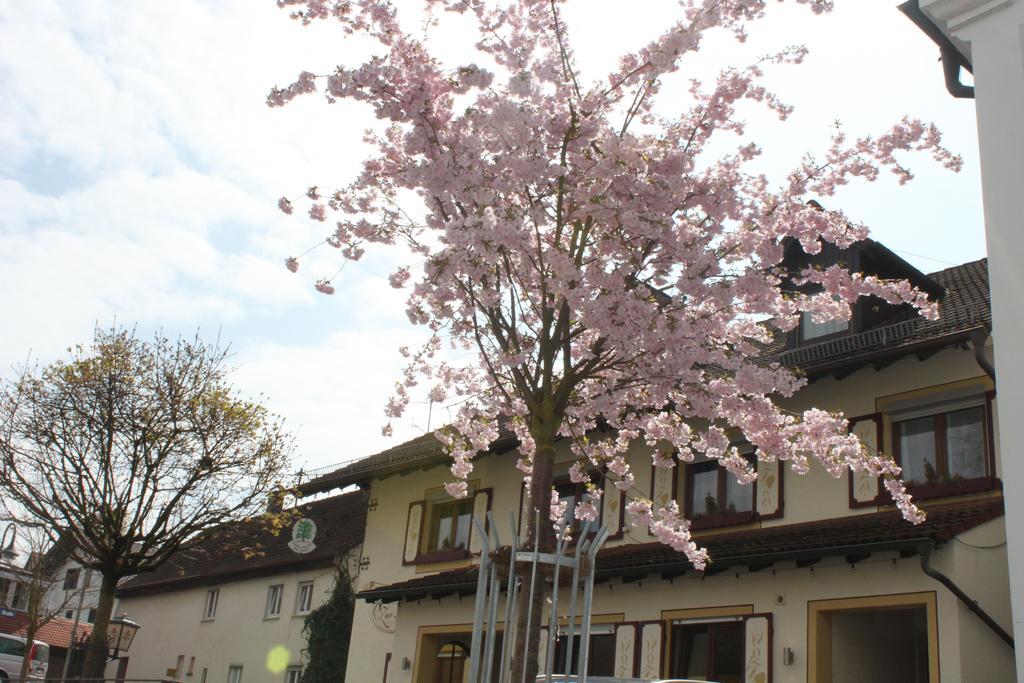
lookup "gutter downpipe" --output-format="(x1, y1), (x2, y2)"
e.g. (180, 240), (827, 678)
(971, 327), (996, 380)
(918, 543), (1014, 649)
(898, 1), (976, 99)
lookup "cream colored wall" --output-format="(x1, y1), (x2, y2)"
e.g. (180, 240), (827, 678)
(118, 561), (343, 683)
(383, 519), (1012, 683)
(349, 344), (1006, 681)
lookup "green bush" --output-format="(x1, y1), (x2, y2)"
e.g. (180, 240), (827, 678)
(302, 562), (355, 683)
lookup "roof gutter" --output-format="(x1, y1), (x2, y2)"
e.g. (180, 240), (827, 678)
(898, 1), (975, 99)
(360, 537), (932, 603)
(918, 543), (1014, 649)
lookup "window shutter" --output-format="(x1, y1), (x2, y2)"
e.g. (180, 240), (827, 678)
(848, 413), (883, 506)
(613, 624), (636, 677)
(403, 501), (425, 564)
(743, 614), (772, 683)
(756, 460), (783, 519)
(638, 622), (662, 679)
(602, 477), (623, 538)
(649, 464), (677, 536)
(468, 489), (492, 554)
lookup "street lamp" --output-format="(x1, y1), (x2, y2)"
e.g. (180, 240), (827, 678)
(106, 614), (140, 660)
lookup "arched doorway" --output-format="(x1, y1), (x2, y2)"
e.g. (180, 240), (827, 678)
(434, 641), (469, 683)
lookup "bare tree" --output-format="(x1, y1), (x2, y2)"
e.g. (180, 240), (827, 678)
(8, 528), (78, 683)
(0, 328), (293, 679)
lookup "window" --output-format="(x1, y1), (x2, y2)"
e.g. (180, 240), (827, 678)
(200, 668), (208, 683)
(685, 458), (754, 529)
(895, 404), (990, 492)
(63, 568), (80, 590)
(203, 589), (219, 620)
(284, 666), (302, 683)
(295, 581), (314, 615)
(12, 582), (27, 610)
(0, 578), (10, 607)
(265, 584), (284, 618)
(87, 608), (97, 623)
(0, 635), (26, 656)
(800, 311), (849, 341)
(65, 610), (74, 619)
(552, 625), (616, 676)
(669, 620), (745, 682)
(424, 498), (474, 556)
(227, 665), (243, 683)
(551, 476), (602, 537)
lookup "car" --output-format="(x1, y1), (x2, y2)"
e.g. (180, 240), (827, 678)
(535, 677), (718, 683)
(0, 632), (49, 681)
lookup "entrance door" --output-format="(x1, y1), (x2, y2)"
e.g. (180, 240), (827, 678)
(668, 620), (745, 683)
(809, 593), (938, 683)
(435, 641), (468, 683)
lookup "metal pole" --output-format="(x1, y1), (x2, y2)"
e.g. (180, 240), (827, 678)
(499, 512), (520, 683)
(543, 522), (567, 681)
(520, 508), (541, 683)
(577, 525), (610, 683)
(562, 520), (590, 675)
(482, 514), (503, 683)
(468, 518), (492, 683)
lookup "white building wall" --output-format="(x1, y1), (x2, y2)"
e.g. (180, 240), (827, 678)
(117, 561), (345, 683)
(917, 2), (1024, 679)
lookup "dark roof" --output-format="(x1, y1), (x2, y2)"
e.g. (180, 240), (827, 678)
(0, 612), (92, 650)
(763, 258), (989, 378)
(359, 496), (1003, 603)
(117, 490), (367, 597)
(297, 429), (520, 496)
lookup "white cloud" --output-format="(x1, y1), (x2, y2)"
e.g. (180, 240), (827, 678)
(0, 0), (988, 473)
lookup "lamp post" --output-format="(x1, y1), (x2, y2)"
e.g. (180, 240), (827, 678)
(105, 614), (140, 660)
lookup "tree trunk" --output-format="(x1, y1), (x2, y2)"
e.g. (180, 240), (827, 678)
(509, 429), (557, 683)
(81, 573), (117, 680)
(18, 623), (37, 683)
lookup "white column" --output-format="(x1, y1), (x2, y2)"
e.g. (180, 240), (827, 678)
(920, 1), (1024, 680)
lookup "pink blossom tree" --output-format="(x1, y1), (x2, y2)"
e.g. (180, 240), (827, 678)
(269, 0), (959, 677)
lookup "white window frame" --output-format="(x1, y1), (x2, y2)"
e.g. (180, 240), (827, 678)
(227, 665), (243, 683)
(265, 584), (284, 619)
(284, 666), (302, 683)
(295, 581), (314, 615)
(203, 589), (219, 621)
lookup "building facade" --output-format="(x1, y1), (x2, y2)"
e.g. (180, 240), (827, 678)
(301, 247), (1013, 683)
(902, 2), (1024, 678)
(115, 490), (366, 683)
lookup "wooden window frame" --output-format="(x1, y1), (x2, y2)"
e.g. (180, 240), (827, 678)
(668, 619), (746, 682)
(893, 402), (997, 501)
(419, 497), (475, 563)
(407, 484), (490, 566)
(684, 457), (757, 531)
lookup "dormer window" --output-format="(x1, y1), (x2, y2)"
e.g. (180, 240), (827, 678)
(800, 310), (849, 342)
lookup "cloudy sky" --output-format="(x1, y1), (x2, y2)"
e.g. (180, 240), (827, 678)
(0, 1), (986, 475)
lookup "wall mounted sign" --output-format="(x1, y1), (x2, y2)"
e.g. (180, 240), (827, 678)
(288, 518), (317, 554)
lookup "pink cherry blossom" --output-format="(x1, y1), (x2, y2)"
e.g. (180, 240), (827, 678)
(270, 0), (954, 587)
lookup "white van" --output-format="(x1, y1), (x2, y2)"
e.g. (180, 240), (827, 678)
(0, 632), (48, 681)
